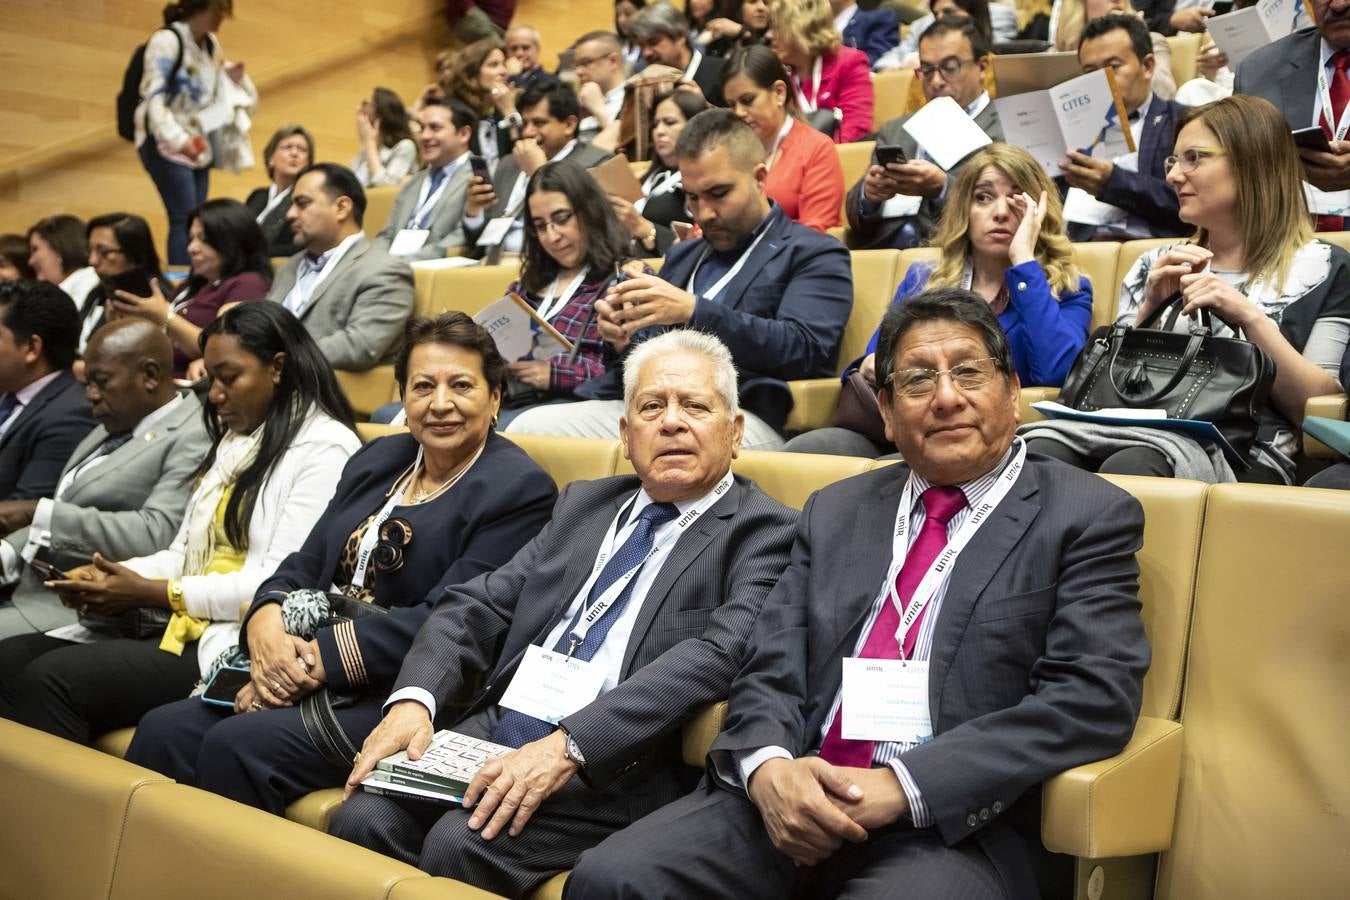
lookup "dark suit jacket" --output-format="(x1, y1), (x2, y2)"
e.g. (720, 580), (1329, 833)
(393, 473), (796, 816)
(842, 8), (901, 68)
(638, 174), (688, 255)
(708, 455), (1150, 897)
(243, 432), (556, 693)
(1133, 0), (1178, 35)
(245, 186), (302, 258)
(578, 204), (853, 430)
(846, 102), (1004, 250)
(0, 370), (96, 501)
(689, 51), (727, 107)
(1234, 27), (1321, 131)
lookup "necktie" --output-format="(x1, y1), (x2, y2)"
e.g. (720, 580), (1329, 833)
(817, 485), (967, 768)
(0, 394), (19, 436)
(409, 167), (447, 228)
(492, 500), (680, 748)
(57, 432), (134, 501)
(1318, 51), (1350, 231)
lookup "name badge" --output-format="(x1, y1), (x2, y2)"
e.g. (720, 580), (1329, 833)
(389, 228), (430, 256)
(498, 645), (606, 725)
(881, 195), (923, 218)
(840, 657), (932, 744)
(476, 216), (516, 248)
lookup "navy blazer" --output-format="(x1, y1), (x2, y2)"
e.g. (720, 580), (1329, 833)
(841, 7), (900, 67)
(0, 370), (96, 501)
(1092, 95), (1188, 239)
(578, 205), (853, 430)
(243, 431), (557, 693)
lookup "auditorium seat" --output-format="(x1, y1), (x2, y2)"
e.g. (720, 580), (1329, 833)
(870, 69), (914, 131)
(363, 185), (400, 241)
(1165, 33), (1202, 85)
(336, 367), (399, 420)
(424, 264), (520, 318)
(95, 726), (136, 758)
(836, 140), (876, 222)
(504, 432), (622, 486)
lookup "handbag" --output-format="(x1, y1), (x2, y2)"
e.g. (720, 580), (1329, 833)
(79, 606), (172, 640)
(830, 370), (889, 447)
(299, 592), (389, 770)
(1057, 294), (1276, 460)
(803, 107), (841, 140)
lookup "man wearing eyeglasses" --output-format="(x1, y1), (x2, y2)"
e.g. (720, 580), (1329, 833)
(846, 16), (1004, 250)
(570, 288), (1150, 900)
(573, 31), (627, 142)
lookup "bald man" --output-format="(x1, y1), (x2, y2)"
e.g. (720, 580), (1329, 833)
(0, 319), (211, 638)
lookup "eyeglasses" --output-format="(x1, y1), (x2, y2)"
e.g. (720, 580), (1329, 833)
(274, 140), (310, 154)
(530, 208), (576, 235)
(90, 245), (125, 260)
(887, 357), (1002, 399)
(1164, 146), (1226, 173)
(916, 57), (975, 81)
(573, 53), (612, 69)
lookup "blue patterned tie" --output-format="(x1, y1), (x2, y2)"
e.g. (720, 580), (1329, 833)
(491, 500), (680, 748)
(0, 394), (19, 437)
(409, 167), (447, 228)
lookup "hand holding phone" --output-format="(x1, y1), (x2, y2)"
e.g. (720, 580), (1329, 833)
(875, 144), (908, 167)
(1293, 127), (1335, 154)
(201, 666), (253, 708)
(28, 558), (69, 584)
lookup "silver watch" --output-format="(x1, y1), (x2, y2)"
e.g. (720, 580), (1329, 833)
(500, 111), (524, 130)
(564, 733), (586, 766)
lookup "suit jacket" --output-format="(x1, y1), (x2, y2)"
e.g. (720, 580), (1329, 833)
(1234, 27), (1321, 131)
(242, 431), (557, 693)
(805, 47), (874, 143)
(267, 236), (415, 370)
(393, 473), (796, 817)
(374, 160), (474, 261)
(709, 455), (1149, 896)
(846, 101), (1004, 250)
(841, 7), (900, 67)
(687, 52), (727, 107)
(0, 370), (96, 501)
(3, 393), (210, 633)
(577, 204), (853, 430)
(245, 186), (301, 258)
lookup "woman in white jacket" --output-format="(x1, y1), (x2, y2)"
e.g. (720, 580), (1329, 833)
(135, 0), (257, 266)
(0, 303), (360, 745)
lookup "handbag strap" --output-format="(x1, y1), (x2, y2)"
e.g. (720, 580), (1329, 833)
(299, 688), (361, 771)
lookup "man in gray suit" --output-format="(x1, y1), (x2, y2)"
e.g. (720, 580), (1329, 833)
(846, 16), (1004, 250)
(374, 98), (477, 262)
(0, 319), (209, 638)
(570, 289), (1150, 899)
(462, 83), (613, 261)
(332, 330), (796, 898)
(269, 163), (415, 370)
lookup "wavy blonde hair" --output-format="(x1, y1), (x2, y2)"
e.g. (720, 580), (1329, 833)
(769, 0), (840, 58)
(928, 144), (1080, 296)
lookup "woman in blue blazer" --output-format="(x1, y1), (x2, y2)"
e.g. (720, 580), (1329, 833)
(125, 312), (559, 814)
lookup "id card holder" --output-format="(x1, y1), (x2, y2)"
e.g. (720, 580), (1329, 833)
(881, 195), (923, 218)
(389, 228), (430, 256)
(840, 657), (932, 744)
(476, 216), (515, 248)
(498, 645), (606, 725)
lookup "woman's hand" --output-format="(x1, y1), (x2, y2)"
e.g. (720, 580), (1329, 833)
(111, 278), (171, 326)
(234, 680), (264, 714)
(1177, 270), (1262, 329)
(356, 107), (379, 147)
(608, 194), (652, 241)
(1140, 244), (1213, 322)
(507, 360), (551, 390)
(704, 17), (744, 39)
(1196, 40), (1228, 81)
(245, 603), (321, 707)
(1007, 191), (1047, 267)
(185, 358), (208, 382)
(224, 61), (246, 84)
(491, 83), (517, 116)
(46, 553), (162, 616)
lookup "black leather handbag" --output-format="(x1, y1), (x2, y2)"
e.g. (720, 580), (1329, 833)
(299, 594), (389, 770)
(80, 607), (172, 640)
(1057, 294), (1277, 460)
(803, 107), (841, 139)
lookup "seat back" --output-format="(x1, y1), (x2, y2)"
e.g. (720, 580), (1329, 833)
(730, 449), (875, 509)
(1069, 241), (1123, 330)
(837, 140), (876, 221)
(1155, 484), (1350, 900)
(842, 249), (901, 372)
(336, 367), (399, 420)
(1115, 237), (1179, 299)
(871, 69), (914, 130)
(503, 433), (621, 487)
(1315, 228), (1350, 254)
(426, 264), (519, 317)
(363, 185), (401, 240)
(1165, 33), (1202, 85)
(412, 265), (440, 319)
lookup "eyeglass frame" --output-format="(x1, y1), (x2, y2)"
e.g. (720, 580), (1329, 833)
(530, 208), (578, 236)
(1164, 146), (1227, 173)
(916, 55), (977, 81)
(885, 356), (1004, 399)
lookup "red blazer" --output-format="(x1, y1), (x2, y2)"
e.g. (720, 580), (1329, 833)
(794, 46), (875, 144)
(765, 119), (844, 233)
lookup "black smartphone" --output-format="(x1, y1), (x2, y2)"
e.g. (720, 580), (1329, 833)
(1209, 0), (1234, 14)
(27, 558), (69, 583)
(469, 155), (491, 183)
(1293, 127), (1334, 153)
(200, 666), (252, 708)
(875, 144), (908, 167)
(105, 267), (153, 298)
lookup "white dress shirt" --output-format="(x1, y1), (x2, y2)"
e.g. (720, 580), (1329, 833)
(280, 231), (363, 316)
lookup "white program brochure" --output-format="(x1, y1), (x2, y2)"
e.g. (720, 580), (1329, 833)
(1208, 0), (1301, 70)
(901, 96), (993, 171)
(995, 68), (1126, 177)
(472, 293), (573, 363)
(840, 657), (933, 744)
(388, 228), (430, 257)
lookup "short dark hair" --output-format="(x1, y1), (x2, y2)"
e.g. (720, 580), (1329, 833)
(0, 280), (81, 370)
(86, 213), (164, 286)
(371, 87), (414, 149)
(919, 13), (991, 61)
(186, 199), (272, 294)
(421, 95), (479, 132)
(296, 162), (368, 228)
(1079, 12), (1153, 65)
(874, 288), (1015, 395)
(394, 312), (507, 397)
(519, 82), (582, 129)
(0, 235), (36, 280)
(675, 107), (765, 166)
(261, 124), (315, 180)
(26, 215), (88, 277)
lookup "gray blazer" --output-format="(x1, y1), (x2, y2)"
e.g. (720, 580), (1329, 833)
(3, 393), (211, 634)
(268, 236), (415, 370)
(374, 161), (473, 261)
(708, 455), (1149, 896)
(1233, 27), (1321, 131)
(845, 101), (1004, 250)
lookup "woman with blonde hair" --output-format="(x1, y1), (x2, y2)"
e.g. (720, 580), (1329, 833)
(787, 143), (1091, 457)
(1024, 95), (1350, 483)
(444, 37), (521, 175)
(1051, 0), (1175, 98)
(766, 0), (873, 142)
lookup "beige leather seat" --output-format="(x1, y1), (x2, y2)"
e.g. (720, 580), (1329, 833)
(428, 264), (520, 317)
(871, 69), (914, 131)
(362, 185), (400, 241)
(504, 432), (621, 487)
(336, 367), (399, 420)
(836, 140), (876, 222)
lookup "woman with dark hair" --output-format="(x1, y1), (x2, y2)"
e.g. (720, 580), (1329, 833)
(350, 88), (417, 188)
(608, 90), (705, 255)
(125, 312), (558, 814)
(702, 0), (774, 56)
(246, 124), (314, 257)
(616, 0), (649, 72)
(875, 0), (1016, 69)
(77, 213), (166, 352)
(0, 236), (34, 282)
(134, 0), (256, 265)
(445, 38), (521, 176)
(27, 215), (98, 312)
(111, 198), (271, 377)
(721, 45), (844, 231)
(0, 302), (361, 746)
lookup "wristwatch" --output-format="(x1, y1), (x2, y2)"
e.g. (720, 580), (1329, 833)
(500, 111), (523, 131)
(563, 732), (587, 767)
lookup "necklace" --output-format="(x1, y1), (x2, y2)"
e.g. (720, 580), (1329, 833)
(407, 441), (487, 503)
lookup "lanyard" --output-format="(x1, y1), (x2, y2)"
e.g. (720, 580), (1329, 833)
(258, 185), (290, 224)
(564, 469), (733, 654)
(408, 160), (459, 229)
(347, 449), (421, 592)
(886, 440), (1025, 659)
(644, 169), (682, 197)
(1318, 61), (1350, 141)
(686, 225), (771, 301)
(536, 266), (589, 322)
(766, 117), (794, 172)
(683, 50), (704, 81)
(794, 56), (823, 113)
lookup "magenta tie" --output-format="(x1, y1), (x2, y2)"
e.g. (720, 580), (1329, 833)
(817, 485), (967, 768)
(1318, 51), (1350, 231)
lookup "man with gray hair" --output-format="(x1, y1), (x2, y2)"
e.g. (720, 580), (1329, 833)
(334, 329), (797, 897)
(632, 1), (727, 106)
(506, 25), (556, 93)
(574, 30), (628, 140)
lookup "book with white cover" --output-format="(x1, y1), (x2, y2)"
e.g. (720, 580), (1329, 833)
(360, 729), (515, 803)
(994, 68), (1131, 177)
(1207, 0), (1300, 70)
(472, 293), (574, 362)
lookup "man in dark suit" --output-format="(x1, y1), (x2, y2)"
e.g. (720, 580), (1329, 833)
(1235, 1), (1350, 229)
(1060, 14), (1188, 241)
(833, 0), (900, 67)
(570, 288), (1150, 899)
(332, 330), (797, 898)
(508, 109), (852, 449)
(847, 17), (1004, 250)
(462, 83), (613, 262)
(632, 1), (727, 106)
(506, 25), (558, 93)
(0, 281), (95, 503)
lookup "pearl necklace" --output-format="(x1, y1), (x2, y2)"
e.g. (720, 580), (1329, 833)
(407, 441), (487, 503)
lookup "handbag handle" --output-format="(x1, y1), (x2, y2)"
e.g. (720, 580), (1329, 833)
(1107, 294), (1210, 406)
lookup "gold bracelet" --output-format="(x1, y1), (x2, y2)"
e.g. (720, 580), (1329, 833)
(166, 579), (185, 613)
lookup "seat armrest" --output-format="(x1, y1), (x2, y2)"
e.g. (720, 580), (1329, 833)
(1041, 716), (1183, 858)
(1303, 393), (1348, 459)
(682, 701), (728, 767)
(1019, 387), (1060, 425)
(786, 379), (844, 433)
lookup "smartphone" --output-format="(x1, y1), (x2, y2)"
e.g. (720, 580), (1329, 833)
(1209, 0), (1234, 14)
(200, 666), (252, 708)
(468, 155), (490, 183)
(27, 558), (69, 583)
(1293, 127), (1334, 153)
(875, 144), (909, 167)
(105, 267), (153, 298)
(671, 220), (696, 241)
